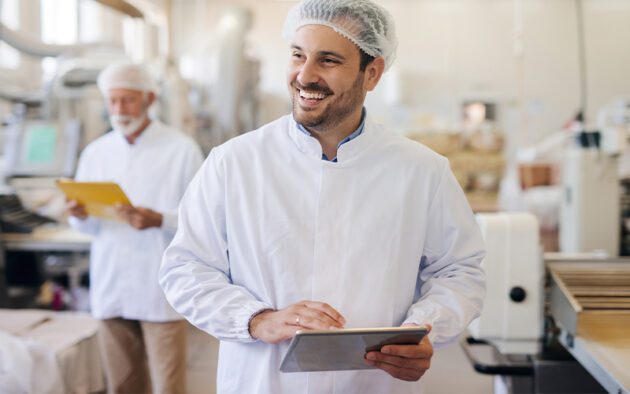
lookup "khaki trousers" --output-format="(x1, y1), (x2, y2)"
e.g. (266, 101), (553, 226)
(98, 318), (187, 394)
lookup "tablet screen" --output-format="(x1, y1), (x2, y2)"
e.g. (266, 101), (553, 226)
(280, 326), (428, 373)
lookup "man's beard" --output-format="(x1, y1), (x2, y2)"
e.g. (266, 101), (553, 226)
(110, 114), (146, 136)
(291, 72), (365, 133)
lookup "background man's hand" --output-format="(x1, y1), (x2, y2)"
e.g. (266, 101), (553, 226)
(66, 199), (88, 220)
(249, 301), (346, 344)
(365, 324), (433, 382)
(115, 205), (163, 230)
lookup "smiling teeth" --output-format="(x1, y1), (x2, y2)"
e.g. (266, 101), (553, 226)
(300, 91), (327, 100)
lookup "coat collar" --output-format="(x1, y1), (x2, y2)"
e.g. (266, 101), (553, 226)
(115, 119), (163, 147)
(288, 114), (378, 165)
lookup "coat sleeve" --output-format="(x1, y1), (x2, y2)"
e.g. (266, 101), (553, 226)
(160, 142), (205, 235)
(159, 148), (272, 342)
(67, 149), (101, 236)
(403, 159), (486, 347)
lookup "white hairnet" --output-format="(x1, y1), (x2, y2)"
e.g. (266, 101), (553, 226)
(282, 0), (398, 71)
(97, 62), (157, 95)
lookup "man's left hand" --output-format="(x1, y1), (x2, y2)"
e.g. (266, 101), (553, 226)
(364, 325), (433, 382)
(115, 205), (163, 230)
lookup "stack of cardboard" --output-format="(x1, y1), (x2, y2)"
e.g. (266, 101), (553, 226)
(407, 130), (504, 212)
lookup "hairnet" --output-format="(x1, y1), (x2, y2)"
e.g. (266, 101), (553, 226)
(97, 62), (157, 95)
(282, 0), (398, 71)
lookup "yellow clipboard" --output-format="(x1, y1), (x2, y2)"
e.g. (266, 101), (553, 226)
(57, 179), (132, 221)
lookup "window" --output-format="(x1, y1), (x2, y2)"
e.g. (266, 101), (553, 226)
(0, 0), (20, 69)
(41, 0), (78, 44)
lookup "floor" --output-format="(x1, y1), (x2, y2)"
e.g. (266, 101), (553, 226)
(185, 325), (494, 394)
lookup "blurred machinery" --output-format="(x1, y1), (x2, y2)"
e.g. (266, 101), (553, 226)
(0, 15), (126, 180)
(599, 99), (630, 256)
(0, 0), (201, 178)
(560, 100), (630, 257)
(499, 99), (630, 258)
(0, 19), (129, 248)
(0, 2), (129, 309)
(179, 5), (260, 151)
(469, 213), (543, 356)
(560, 130), (620, 257)
(463, 212), (630, 394)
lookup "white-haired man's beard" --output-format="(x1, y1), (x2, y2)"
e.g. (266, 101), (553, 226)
(110, 114), (146, 137)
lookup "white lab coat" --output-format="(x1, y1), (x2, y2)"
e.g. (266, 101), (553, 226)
(160, 115), (485, 393)
(70, 120), (203, 322)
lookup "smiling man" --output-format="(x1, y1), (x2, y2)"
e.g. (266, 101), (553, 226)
(160, 1), (486, 393)
(288, 23), (374, 159)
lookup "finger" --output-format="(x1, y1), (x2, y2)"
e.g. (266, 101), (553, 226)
(293, 306), (344, 330)
(290, 311), (340, 330)
(73, 209), (87, 218)
(133, 208), (155, 222)
(365, 358), (424, 382)
(131, 215), (144, 229)
(115, 203), (134, 213)
(402, 323), (432, 331)
(115, 211), (130, 222)
(70, 211), (86, 219)
(119, 207), (139, 223)
(381, 341), (433, 360)
(119, 209), (135, 224)
(300, 301), (346, 326)
(272, 325), (300, 344)
(67, 200), (85, 210)
(365, 350), (430, 370)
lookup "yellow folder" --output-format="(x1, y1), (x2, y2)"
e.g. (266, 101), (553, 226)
(56, 179), (132, 221)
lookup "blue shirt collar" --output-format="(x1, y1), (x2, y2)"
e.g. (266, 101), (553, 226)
(296, 108), (366, 162)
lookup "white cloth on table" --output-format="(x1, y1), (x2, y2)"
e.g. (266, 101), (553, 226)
(0, 310), (103, 394)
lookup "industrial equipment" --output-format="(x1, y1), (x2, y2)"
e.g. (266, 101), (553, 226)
(549, 260), (630, 394)
(560, 132), (620, 257)
(179, 5), (260, 150)
(464, 213), (630, 394)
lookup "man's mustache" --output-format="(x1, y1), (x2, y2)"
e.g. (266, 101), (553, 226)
(292, 81), (333, 95)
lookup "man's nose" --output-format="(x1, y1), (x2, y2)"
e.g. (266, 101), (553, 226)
(296, 60), (320, 86)
(111, 102), (123, 114)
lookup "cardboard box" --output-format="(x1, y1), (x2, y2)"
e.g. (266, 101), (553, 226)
(519, 164), (555, 189)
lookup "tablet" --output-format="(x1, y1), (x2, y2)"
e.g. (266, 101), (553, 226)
(279, 326), (428, 373)
(56, 179), (131, 221)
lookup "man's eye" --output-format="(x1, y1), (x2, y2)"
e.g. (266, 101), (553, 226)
(322, 58), (339, 64)
(292, 52), (303, 59)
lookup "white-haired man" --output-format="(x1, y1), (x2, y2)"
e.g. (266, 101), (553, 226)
(67, 62), (203, 393)
(160, 0), (486, 393)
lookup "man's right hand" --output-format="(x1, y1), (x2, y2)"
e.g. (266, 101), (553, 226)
(66, 199), (88, 220)
(249, 301), (346, 344)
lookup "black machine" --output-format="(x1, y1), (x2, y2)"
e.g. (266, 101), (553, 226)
(0, 194), (56, 233)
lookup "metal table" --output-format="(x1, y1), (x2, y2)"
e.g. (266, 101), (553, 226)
(1, 225), (91, 252)
(0, 225), (91, 307)
(549, 261), (630, 394)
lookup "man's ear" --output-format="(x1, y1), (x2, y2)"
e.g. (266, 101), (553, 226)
(364, 57), (386, 92)
(146, 92), (156, 106)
